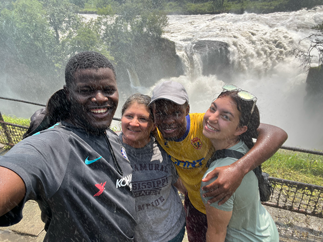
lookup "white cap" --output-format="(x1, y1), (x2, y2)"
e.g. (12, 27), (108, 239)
(149, 81), (189, 105)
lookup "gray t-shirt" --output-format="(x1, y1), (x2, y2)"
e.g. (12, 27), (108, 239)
(201, 141), (279, 242)
(0, 122), (136, 242)
(120, 134), (186, 242)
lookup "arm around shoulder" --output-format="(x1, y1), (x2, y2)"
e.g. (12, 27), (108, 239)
(0, 166), (26, 217)
(229, 123), (288, 176)
(255, 123), (288, 162)
(221, 123), (287, 184)
(201, 123), (287, 204)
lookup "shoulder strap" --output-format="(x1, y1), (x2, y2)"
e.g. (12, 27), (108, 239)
(211, 149), (272, 202)
(212, 149), (244, 161)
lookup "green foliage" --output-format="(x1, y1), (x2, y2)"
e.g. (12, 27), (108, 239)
(185, 2), (214, 14)
(0, 0), (170, 105)
(262, 150), (323, 186)
(151, 0), (323, 14)
(70, 0), (87, 8)
(213, 0), (225, 9)
(1, 0), (168, 74)
(83, 2), (98, 12)
(2, 114), (30, 127)
(97, 4), (114, 14)
(164, 2), (183, 14)
(98, 0), (168, 70)
(0, 0), (58, 75)
(0, 0), (113, 80)
(61, 19), (113, 59)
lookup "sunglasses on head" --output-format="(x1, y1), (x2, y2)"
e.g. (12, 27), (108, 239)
(222, 84), (257, 115)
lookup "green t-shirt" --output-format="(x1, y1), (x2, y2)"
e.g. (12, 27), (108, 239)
(200, 141), (279, 242)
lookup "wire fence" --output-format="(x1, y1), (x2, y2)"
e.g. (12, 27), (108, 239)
(264, 177), (323, 218)
(0, 114), (28, 146)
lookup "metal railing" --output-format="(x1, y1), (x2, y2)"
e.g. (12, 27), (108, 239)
(264, 177), (323, 218)
(0, 113), (28, 146)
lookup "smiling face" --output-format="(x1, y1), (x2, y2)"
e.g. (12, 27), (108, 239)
(153, 99), (189, 141)
(65, 68), (118, 134)
(121, 102), (155, 148)
(203, 95), (246, 148)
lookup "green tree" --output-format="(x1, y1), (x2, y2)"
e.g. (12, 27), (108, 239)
(0, 0), (170, 101)
(0, 0), (58, 76)
(41, 0), (81, 44)
(0, 0), (111, 75)
(212, 0), (225, 10)
(69, 0), (87, 8)
(62, 19), (113, 60)
(0, 0), (111, 102)
(98, 0), (168, 69)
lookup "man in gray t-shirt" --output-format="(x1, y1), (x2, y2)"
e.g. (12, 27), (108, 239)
(0, 51), (136, 241)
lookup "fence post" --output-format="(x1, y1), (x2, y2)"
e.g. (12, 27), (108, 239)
(0, 112), (14, 146)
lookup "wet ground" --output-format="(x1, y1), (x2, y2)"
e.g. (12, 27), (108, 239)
(0, 201), (322, 241)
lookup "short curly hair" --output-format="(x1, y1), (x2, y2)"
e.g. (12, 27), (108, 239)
(65, 51), (116, 87)
(121, 93), (154, 121)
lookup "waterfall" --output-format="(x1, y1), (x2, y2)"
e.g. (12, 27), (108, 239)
(1, 8), (322, 150)
(146, 6), (323, 150)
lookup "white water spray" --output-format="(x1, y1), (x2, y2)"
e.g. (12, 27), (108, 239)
(145, 6), (323, 150)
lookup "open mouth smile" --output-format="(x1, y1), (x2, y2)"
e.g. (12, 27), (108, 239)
(91, 108), (108, 114)
(160, 127), (178, 134)
(89, 106), (115, 118)
(206, 122), (218, 132)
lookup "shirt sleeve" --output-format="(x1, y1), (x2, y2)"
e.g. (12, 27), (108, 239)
(0, 133), (68, 225)
(200, 177), (234, 212)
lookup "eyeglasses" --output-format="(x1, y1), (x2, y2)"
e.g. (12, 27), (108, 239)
(222, 84), (257, 115)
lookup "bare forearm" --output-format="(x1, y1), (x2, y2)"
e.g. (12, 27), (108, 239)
(0, 167), (26, 217)
(206, 229), (226, 242)
(234, 123), (288, 175)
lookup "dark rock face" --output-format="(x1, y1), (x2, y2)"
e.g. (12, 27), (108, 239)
(304, 65), (323, 114)
(115, 39), (232, 90)
(192, 40), (231, 81)
(306, 65), (323, 96)
(115, 38), (184, 88)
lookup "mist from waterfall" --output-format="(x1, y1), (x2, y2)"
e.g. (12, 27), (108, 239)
(142, 6), (323, 150)
(1, 7), (323, 150)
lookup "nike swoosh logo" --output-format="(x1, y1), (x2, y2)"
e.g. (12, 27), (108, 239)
(85, 156), (102, 165)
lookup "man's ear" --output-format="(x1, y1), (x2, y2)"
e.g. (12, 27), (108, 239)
(235, 125), (247, 136)
(63, 85), (70, 101)
(185, 104), (190, 116)
(151, 123), (156, 132)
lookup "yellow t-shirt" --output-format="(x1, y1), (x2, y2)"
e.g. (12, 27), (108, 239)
(154, 113), (214, 214)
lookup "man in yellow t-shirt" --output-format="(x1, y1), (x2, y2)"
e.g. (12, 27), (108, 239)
(150, 81), (287, 242)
